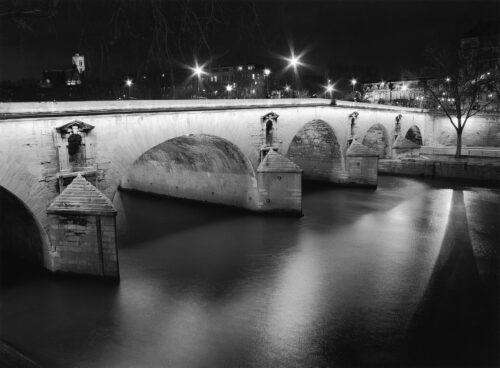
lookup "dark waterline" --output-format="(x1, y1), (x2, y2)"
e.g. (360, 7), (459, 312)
(1, 176), (499, 368)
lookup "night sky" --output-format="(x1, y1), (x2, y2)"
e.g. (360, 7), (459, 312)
(1, 0), (499, 82)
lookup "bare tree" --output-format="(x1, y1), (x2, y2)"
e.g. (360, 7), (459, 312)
(423, 46), (496, 158)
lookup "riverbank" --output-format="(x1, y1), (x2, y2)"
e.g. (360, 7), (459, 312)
(0, 340), (42, 368)
(379, 155), (500, 183)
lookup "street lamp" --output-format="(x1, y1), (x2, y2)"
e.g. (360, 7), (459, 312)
(191, 64), (206, 94)
(326, 84), (334, 98)
(351, 78), (357, 92)
(284, 85), (290, 97)
(264, 68), (271, 97)
(194, 66), (203, 77)
(125, 78), (133, 98)
(286, 53), (303, 93)
(226, 84), (233, 98)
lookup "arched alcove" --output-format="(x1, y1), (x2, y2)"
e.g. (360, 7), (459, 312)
(405, 125), (423, 146)
(286, 120), (347, 182)
(121, 134), (259, 209)
(362, 123), (391, 158)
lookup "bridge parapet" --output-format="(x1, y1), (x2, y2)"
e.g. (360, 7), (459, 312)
(0, 99), (332, 118)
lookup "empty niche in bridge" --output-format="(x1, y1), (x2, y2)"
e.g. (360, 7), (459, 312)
(55, 120), (95, 172)
(405, 125), (423, 146)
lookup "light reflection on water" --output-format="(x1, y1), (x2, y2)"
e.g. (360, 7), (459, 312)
(1, 176), (499, 368)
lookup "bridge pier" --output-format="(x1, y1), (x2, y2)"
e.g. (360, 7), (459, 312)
(256, 150), (302, 214)
(47, 174), (119, 279)
(346, 141), (379, 187)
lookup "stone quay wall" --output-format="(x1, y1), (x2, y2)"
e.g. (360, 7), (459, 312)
(379, 159), (500, 182)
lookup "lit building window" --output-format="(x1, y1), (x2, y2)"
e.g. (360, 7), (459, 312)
(252, 74), (255, 79)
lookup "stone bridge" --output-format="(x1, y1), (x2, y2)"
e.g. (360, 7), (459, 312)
(1, 98), (496, 277)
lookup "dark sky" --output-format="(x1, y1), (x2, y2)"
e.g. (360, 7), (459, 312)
(1, 0), (499, 82)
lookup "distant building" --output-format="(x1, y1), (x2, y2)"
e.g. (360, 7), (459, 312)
(40, 53), (85, 88)
(72, 53), (85, 74)
(188, 64), (270, 98)
(460, 21), (500, 72)
(362, 80), (425, 106)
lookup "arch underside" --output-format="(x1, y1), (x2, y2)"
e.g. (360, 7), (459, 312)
(121, 134), (258, 209)
(362, 123), (391, 158)
(0, 186), (44, 267)
(286, 120), (347, 182)
(405, 125), (423, 145)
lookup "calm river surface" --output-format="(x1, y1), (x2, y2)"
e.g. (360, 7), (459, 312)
(1, 176), (499, 367)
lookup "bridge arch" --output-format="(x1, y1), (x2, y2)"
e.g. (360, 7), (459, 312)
(121, 134), (259, 209)
(286, 119), (347, 182)
(0, 186), (47, 268)
(361, 123), (391, 158)
(405, 125), (423, 146)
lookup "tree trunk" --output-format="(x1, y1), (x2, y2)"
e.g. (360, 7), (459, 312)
(455, 129), (463, 158)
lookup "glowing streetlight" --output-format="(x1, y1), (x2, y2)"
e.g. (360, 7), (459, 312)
(125, 78), (133, 98)
(264, 68), (271, 97)
(283, 85), (291, 98)
(194, 66), (204, 78)
(445, 77), (451, 83)
(351, 78), (357, 92)
(326, 84), (334, 98)
(191, 63), (207, 94)
(226, 84), (233, 98)
(282, 49), (307, 93)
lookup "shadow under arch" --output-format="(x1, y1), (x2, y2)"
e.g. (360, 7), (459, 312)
(404, 125), (423, 146)
(0, 186), (47, 284)
(286, 119), (347, 182)
(119, 133), (258, 210)
(361, 123), (391, 158)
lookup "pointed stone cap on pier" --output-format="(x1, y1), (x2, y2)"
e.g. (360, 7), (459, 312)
(257, 150), (302, 173)
(47, 173), (116, 216)
(346, 141), (379, 157)
(393, 136), (421, 149)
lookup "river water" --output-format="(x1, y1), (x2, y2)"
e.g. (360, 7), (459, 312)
(1, 176), (499, 367)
